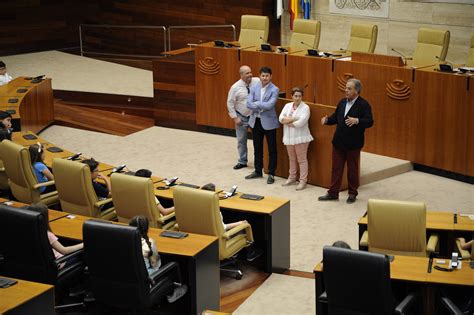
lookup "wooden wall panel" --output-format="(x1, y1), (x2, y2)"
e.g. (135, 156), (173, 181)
(467, 77), (474, 177)
(0, 0), (280, 56)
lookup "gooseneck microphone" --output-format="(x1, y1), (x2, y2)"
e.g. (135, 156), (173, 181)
(391, 48), (407, 65)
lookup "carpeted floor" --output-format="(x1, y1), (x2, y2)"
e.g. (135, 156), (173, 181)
(41, 125), (474, 274)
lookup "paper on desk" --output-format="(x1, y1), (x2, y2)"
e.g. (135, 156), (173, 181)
(338, 57), (351, 61)
(459, 214), (474, 220)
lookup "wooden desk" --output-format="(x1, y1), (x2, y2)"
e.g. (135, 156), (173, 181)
(149, 180), (291, 273)
(49, 214), (219, 315)
(0, 278), (54, 315)
(314, 255), (473, 315)
(0, 77), (54, 134)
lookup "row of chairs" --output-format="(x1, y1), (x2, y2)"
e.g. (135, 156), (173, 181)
(0, 139), (256, 279)
(239, 14), (474, 66)
(0, 204), (184, 312)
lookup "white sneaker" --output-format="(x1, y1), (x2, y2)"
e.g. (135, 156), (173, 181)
(282, 179), (297, 186)
(296, 182), (307, 191)
(167, 283), (188, 303)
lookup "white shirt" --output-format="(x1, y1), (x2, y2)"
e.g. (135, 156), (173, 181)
(227, 77), (259, 118)
(256, 84), (269, 118)
(0, 73), (12, 86)
(344, 96), (358, 117)
(279, 102), (314, 145)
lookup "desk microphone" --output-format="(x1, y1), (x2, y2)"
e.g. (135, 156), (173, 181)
(391, 48), (407, 65)
(300, 41), (318, 56)
(436, 56), (454, 72)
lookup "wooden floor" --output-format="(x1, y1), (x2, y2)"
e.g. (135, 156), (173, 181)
(54, 101), (155, 136)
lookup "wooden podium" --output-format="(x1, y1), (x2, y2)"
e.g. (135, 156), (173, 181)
(0, 77), (55, 133)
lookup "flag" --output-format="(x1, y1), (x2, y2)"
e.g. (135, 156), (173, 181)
(289, 0), (299, 30)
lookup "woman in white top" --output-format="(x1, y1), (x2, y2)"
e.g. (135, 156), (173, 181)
(279, 87), (314, 190)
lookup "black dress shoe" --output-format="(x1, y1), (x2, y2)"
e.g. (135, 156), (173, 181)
(318, 194), (339, 201)
(245, 171), (263, 179)
(267, 175), (275, 184)
(347, 194), (357, 204)
(233, 163), (247, 170)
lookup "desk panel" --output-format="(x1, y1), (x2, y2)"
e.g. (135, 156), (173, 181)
(0, 278), (54, 315)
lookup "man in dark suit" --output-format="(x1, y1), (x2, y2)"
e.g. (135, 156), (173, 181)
(318, 78), (373, 203)
(245, 67), (280, 184)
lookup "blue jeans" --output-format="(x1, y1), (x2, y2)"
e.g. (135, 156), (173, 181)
(235, 113), (250, 165)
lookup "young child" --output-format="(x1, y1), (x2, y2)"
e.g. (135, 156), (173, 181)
(129, 215), (187, 303)
(25, 203), (83, 268)
(0, 61), (12, 86)
(135, 169), (174, 216)
(29, 143), (55, 193)
(81, 158), (113, 210)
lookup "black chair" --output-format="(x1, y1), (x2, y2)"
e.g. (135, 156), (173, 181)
(83, 220), (182, 312)
(0, 204), (85, 309)
(320, 246), (418, 315)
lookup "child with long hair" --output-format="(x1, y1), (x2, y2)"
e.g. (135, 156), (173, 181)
(129, 215), (187, 303)
(29, 143), (55, 193)
(25, 203), (83, 268)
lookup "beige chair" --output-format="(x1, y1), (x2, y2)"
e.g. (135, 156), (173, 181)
(466, 33), (474, 67)
(238, 15), (269, 47)
(408, 27), (450, 66)
(0, 140), (58, 205)
(360, 199), (439, 257)
(455, 238), (473, 260)
(173, 186), (254, 279)
(52, 158), (115, 220)
(289, 19), (321, 50)
(347, 23), (378, 53)
(110, 173), (176, 230)
(0, 160), (9, 191)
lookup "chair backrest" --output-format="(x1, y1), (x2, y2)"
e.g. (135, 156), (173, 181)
(239, 15), (269, 47)
(83, 220), (153, 310)
(412, 27), (450, 65)
(111, 173), (161, 227)
(347, 23), (378, 53)
(0, 159), (10, 190)
(52, 158), (100, 217)
(368, 199), (427, 257)
(289, 19), (321, 50)
(0, 140), (41, 203)
(323, 246), (393, 315)
(0, 204), (58, 284)
(467, 33), (474, 67)
(173, 186), (226, 258)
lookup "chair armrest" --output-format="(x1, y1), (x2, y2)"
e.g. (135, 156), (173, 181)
(426, 234), (439, 253)
(56, 249), (84, 265)
(33, 180), (55, 189)
(149, 261), (180, 284)
(359, 230), (369, 247)
(440, 297), (463, 315)
(222, 222), (252, 240)
(455, 238), (471, 260)
(157, 212), (175, 224)
(94, 197), (113, 208)
(394, 292), (418, 315)
(0, 167), (5, 172)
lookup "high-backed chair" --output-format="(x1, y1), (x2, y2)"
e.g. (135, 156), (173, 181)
(0, 160), (9, 191)
(289, 19), (321, 50)
(455, 238), (473, 260)
(408, 27), (450, 66)
(466, 33), (474, 67)
(0, 140), (58, 206)
(359, 199), (439, 257)
(111, 173), (176, 230)
(173, 186), (254, 279)
(347, 23), (378, 53)
(83, 220), (182, 312)
(238, 15), (269, 47)
(320, 246), (418, 315)
(52, 158), (116, 220)
(0, 204), (85, 308)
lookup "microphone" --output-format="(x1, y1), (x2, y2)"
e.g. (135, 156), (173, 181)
(300, 41), (318, 56)
(67, 152), (82, 161)
(436, 56), (454, 72)
(391, 48), (407, 65)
